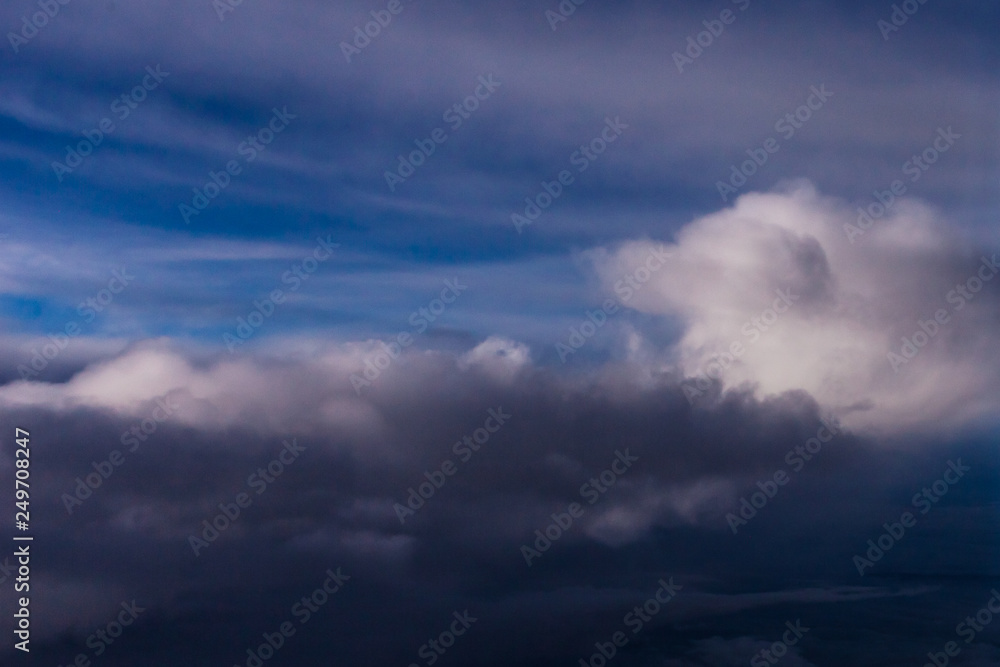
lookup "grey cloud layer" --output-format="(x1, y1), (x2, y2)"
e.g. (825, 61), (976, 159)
(0, 340), (996, 665)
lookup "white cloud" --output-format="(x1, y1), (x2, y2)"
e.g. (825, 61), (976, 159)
(458, 336), (531, 383)
(595, 182), (1000, 435)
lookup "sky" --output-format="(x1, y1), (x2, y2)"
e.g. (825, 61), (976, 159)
(0, 0), (999, 665)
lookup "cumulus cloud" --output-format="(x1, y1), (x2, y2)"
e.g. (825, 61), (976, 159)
(0, 332), (994, 665)
(595, 182), (1000, 435)
(458, 336), (532, 382)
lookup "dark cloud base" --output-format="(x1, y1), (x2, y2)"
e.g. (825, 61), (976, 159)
(1, 363), (997, 666)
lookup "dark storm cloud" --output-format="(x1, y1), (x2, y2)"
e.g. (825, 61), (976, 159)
(0, 342), (997, 665)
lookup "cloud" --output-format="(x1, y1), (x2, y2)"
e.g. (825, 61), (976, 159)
(595, 182), (1000, 435)
(0, 332), (993, 664)
(458, 335), (531, 382)
(1, 2), (997, 662)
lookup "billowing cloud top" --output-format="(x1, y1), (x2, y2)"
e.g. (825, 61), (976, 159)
(595, 183), (1000, 434)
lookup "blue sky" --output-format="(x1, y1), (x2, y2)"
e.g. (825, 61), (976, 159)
(2, 0), (996, 354)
